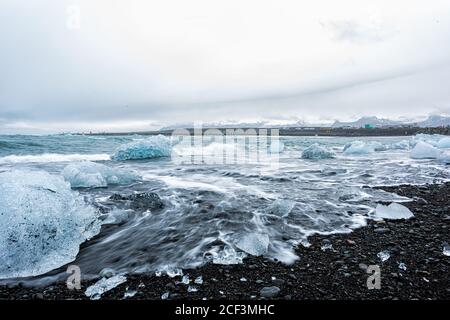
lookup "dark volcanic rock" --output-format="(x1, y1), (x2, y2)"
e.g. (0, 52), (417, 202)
(109, 192), (164, 211)
(260, 286), (281, 298)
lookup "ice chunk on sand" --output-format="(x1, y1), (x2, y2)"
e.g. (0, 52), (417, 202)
(375, 203), (414, 220)
(377, 250), (390, 262)
(443, 243), (450, 257)
(301, 143), (335, 159)
(211, 246), (246, 265)
(343, 141), (374, 155)
(123, 289), (137, 298)
(194, 276), (203, 285)
(62, 161), (141, 188)
(85, 274), (127, 300)
(437, 137), (450, 148)
(112, 135), (171, 161)
(0, 170), (101, 279)
(236, 233), (270, 256)
(410, 141), (441, 159)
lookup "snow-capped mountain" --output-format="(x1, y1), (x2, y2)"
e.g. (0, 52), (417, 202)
(331, 116), (402, 128)
(416, 115), (450, 128)
(158, 115), (450, 131)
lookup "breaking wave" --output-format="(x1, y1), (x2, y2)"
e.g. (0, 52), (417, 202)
(0, 153), (110, 164)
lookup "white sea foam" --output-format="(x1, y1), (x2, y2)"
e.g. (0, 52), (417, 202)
(0, 153), (110, 164)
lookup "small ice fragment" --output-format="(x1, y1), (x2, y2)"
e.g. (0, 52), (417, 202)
(321, 243), (334, 252)
(240, 277), (247, 282)
(271, 276), (276, 281)
(194, 276), (203, 285)
(236, 233), (270, 256)
(443, 243), (450, 256)
(377, 250), (390, 262)
(138, 282), (145, 288)
(219, 291), (224, 295)
(161, 292), (169, 300)
(398, 262), (407, 271)
(164, 267), (183, 278)
(181, 275), (190, 285)
(300, 239), (311, 248)
(375, 203), (414, 220)
(266, 199), (295, 217)
(123, 290), (137, 299)
(187, 286), (198, 293)
(155, 271), (162, 277)
(212, 246), (246, 265)
(423, 277), (429, 283)
(85, 275), (127, 300)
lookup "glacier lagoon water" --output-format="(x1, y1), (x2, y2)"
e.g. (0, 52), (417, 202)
(0, 134), (449, 284)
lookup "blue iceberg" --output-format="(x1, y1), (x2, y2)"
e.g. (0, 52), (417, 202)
(0, 170), (101, 279)
(62, 161), (141, 188)
(343, 141), (374, 155)
(301, 143), (335, 159)
(112, 135), (172, 161)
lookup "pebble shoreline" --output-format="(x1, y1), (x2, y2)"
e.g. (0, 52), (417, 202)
(1, 183), (449, 300)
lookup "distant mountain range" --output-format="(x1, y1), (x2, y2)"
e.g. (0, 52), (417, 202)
(332, 115), (450, 128)
(158, 115), (450, 131)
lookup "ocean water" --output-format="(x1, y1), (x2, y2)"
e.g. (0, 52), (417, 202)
(0, 133), (449, 284)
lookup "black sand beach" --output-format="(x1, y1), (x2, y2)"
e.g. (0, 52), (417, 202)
(1, 183), (449, 300)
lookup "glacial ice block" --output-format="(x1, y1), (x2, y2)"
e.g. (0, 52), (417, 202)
(0, 170), (101, 279)
(112, 135), (172, 161)
(62, 161), (141, 188)
(374, 203), (414, 220)
(236, 233), (270, 256)
(301, 143), (335, 159)
(410, 141), (441, 159)
(437, 137), (450, 149)
(343, 141), (374, 155)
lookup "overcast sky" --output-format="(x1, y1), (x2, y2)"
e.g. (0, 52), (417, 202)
(1, 0), (450, 133)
